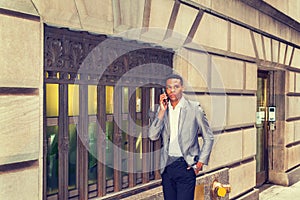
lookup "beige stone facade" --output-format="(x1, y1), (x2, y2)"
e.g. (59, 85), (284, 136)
(1, 0), (300, 199)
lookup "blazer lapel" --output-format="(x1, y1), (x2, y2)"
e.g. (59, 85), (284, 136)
(178, 100), (187, 138)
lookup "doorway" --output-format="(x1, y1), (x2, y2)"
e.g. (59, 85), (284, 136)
(256, 71), (269, 186)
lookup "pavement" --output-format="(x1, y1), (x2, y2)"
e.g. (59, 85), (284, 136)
(259, 181), (300, 200)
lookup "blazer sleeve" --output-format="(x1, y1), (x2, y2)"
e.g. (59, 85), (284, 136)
(148, 108), (164, 141)
(196, 105), (214, 165)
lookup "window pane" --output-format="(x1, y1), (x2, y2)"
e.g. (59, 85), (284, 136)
(135, 119), (142, 172)
(46, 125), (58, 195)
(136, 88), (141, 112)
(121, 120), (128, 176)
(88, 122), (98, 184)
(69, 124), (77, 189)
(68, 84), (79, 116)
(106, 121), (114, 180)
(46, 84), (59, 117)
(122, 87), (129, 113)
(106, 86), (114, 114)
(150, 88), (155, 112)
(88, 85), (97, 115)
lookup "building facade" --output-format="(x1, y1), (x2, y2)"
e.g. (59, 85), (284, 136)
(1, 0), (300, 199)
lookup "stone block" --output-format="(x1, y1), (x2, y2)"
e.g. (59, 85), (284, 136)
(0, 14), (41, 88)
(285, 45), (294, 65)
(227, 96), (256, 127)
(243, 128), (256, 159)
(278, 42), (287, 65)
(272, 40), (279, 63)
(31, 0), (81, 29)
(287, 96), (300, 119)
(245, 63), (257, 91)
(294, 120), (300, 142)
(193, 13), (228, 51)
(291, 29), (300, 47)
(173, 53), (189, 82)
(0, 0), (38, 16)
(189, 94), (227, 130)
(191, 0), (211, 8)
(211, 56), (244, 90)
(285, 121), (295, 145)
(174, 50), (209, 91)
(263, 36), (272, 62)
(259, 13), (283, 40)
(291, 48), (300, 69)
(206, 130), (243, 169)
(173, 3), (198, 39)
(0, 165), (39, 200)
(148, 0), (173, 28)
(0, 95), (39, 165)
(295, 73), (300, 93)
(140, 0), (175, 43)
(231, 23), (255, 57)
(287, 144), (300, 169)
(229, 161), (256, 199)
(212, 0), (259, 28)
(74, 0), (113, 34)
(252, 32), (265, 60)
(287, 72), (295, 93)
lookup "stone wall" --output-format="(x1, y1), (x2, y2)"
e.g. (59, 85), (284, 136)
(0, 11), (42, 200)
(1, 0), (300, 199)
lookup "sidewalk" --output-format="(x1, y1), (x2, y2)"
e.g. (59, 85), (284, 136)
(259, 181), (300, 200)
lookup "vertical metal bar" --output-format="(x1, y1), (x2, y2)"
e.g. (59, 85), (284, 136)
(58, 83), (69, 200)
(78, 83), (88, 200)
(142, 87), (150, 183)
(97, 85), (107, 197)
(128, 87), (137, 187)
(113, 86), (122, 192)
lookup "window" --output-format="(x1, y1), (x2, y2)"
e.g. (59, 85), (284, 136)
(44, 26), (173, 199)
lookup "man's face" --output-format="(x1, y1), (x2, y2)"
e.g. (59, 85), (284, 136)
(165, 78), (184, 103)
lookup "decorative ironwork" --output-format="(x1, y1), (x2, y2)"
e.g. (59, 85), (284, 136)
(44, 26), (173, 85)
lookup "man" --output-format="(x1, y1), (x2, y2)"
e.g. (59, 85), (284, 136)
(149, 73), (214, 200)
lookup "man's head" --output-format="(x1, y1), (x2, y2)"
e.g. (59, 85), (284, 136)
(165, 73), (184, 104)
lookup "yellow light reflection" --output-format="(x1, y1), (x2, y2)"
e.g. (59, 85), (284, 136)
(68, 85), (79, 116)
(46, 84), (59, 117)
(106, 86), (114, 114)
(88, 85), (97, 115)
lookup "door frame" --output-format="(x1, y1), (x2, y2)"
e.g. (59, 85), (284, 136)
(256, 70), (270, 186)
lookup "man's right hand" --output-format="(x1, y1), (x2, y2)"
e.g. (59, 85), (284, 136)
(157, 93), (168, 119)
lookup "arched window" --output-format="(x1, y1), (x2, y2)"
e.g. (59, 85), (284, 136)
(44, 26), (173, 199)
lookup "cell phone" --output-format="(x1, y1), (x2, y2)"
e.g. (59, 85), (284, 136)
(162, 88), (169, 103)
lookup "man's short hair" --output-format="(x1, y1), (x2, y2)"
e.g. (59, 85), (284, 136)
(165, 73), (184, 85)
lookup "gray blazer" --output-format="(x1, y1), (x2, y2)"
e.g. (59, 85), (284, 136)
(148, 98), (214, 173)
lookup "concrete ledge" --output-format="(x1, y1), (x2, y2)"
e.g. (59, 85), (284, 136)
(287, 165), (300, 186)
(235, 188), (259, 200)
(269, 165), (300, 186)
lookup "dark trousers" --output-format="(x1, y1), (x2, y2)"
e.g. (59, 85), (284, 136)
(161, 157), (196, 200)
